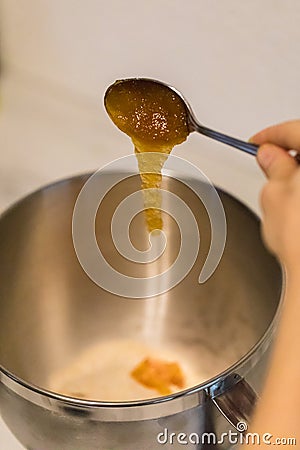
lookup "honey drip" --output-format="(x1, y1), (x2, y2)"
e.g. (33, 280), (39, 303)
(105, 79), (189, 231)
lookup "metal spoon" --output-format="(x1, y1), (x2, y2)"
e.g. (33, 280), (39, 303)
(105, 78), (300, 162)
(161, 80), (259, 157)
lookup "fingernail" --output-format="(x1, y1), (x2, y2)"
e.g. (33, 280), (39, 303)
(248, 134), (258, 143)
(258, 145), (274, 169)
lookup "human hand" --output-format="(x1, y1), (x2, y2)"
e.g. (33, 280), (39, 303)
(251, 120), (300, 272)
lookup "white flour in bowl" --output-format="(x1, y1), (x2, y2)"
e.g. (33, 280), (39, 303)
(48, 338), (203, 401)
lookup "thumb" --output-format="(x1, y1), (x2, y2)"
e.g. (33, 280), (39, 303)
(257, 143), (297, 180)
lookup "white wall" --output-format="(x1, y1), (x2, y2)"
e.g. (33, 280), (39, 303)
(1, 0), (300, 130)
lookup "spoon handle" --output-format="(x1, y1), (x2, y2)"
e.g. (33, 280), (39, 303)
(193, 123), (258, 156)
(194, 124), (300, 164)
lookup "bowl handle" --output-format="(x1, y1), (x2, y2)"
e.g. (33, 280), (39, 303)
(208, 373), (257, 433)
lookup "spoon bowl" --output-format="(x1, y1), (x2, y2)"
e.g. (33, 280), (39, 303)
(104, 78), (258, 156)
(105, 78), (300, 162)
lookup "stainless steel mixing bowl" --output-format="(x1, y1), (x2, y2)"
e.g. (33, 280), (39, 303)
(0, 172), (282, 449)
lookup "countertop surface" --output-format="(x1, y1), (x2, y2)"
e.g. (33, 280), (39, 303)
(0, 73), (265, 216)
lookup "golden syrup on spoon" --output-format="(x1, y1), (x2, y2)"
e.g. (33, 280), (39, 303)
(105, 79), (189, 232)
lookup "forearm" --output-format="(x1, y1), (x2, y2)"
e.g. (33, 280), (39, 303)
(241, 267), (300, 448)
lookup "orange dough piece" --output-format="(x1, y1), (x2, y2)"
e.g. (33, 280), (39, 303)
(131, 357), (185, 395)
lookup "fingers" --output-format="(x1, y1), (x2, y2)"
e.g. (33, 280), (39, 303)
(257, 143), (297, 180)
(251, 120), (300, 179)
(251, 120), (300, 150)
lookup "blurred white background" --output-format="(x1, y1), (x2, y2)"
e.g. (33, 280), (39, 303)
(0, 1), (300, 447)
